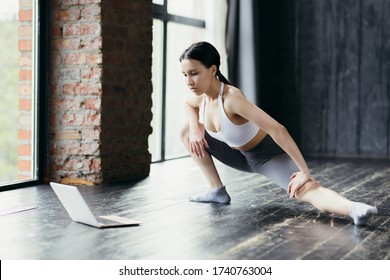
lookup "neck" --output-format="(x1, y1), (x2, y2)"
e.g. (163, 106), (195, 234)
(205, 79), (222, 101)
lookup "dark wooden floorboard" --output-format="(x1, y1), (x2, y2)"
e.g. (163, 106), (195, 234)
(0, 157), (389, 260)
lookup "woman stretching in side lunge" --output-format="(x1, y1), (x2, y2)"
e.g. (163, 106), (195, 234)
(179, 41), (377, 226)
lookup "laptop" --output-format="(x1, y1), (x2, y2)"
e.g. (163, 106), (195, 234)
(50, 182), (140, 228)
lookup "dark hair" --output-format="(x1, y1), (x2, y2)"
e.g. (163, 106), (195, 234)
(179, 41), (231, 85)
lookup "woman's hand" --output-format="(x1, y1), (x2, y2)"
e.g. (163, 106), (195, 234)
(287, 171), (311, 198)
(189, 124), (209, 157)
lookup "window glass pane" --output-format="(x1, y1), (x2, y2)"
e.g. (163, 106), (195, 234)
(149, 19), (164, 162)
(0, 0), (37, 186)
(165, 22), (205, 159)
(168, 0), (206, 20)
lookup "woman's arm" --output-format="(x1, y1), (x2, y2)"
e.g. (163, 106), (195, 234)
(225, 92), (311, 196)
(184, 95), (208, 157)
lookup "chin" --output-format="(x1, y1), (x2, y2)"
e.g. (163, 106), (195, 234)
(191, 89), (201, 95)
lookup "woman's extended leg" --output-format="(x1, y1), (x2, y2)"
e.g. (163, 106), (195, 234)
(296, 181), (377, 225)
(256, 154), (377, 225)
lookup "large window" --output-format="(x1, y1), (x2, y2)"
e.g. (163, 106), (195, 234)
(0, 1), (47, 190)
(150, 0), (206, 162)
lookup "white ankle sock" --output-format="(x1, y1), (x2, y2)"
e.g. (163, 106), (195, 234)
(349, 202), (378, 225)
(189, 186), (231, 204)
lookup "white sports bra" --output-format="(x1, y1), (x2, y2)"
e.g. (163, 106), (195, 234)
(201, 82), (260, 147)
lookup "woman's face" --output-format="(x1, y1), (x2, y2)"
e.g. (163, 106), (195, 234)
(181, 58), (216, 95)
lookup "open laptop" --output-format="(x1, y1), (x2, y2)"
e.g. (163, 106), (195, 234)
(50, 182), (140, 228)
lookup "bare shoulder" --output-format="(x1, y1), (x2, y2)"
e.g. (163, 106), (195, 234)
(186, 94), (204, 108)
(223, 85), (251, 110)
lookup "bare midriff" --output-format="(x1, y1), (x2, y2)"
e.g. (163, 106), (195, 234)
(232, 129), (268, 151)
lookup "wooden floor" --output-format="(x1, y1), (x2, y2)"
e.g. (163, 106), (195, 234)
(0, 156), (389, 260)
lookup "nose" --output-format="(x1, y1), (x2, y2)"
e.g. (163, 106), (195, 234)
(186, 76), (193, 86)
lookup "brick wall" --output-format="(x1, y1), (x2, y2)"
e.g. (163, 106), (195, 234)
(100, 0), (153, 182)
(49, 0), (152, 185)
(18, 0), (33, 180)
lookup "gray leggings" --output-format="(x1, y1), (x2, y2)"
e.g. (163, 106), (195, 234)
(204, 132), (299, 190)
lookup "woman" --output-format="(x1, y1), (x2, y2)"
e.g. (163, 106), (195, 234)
(179, 41), (377, 226)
